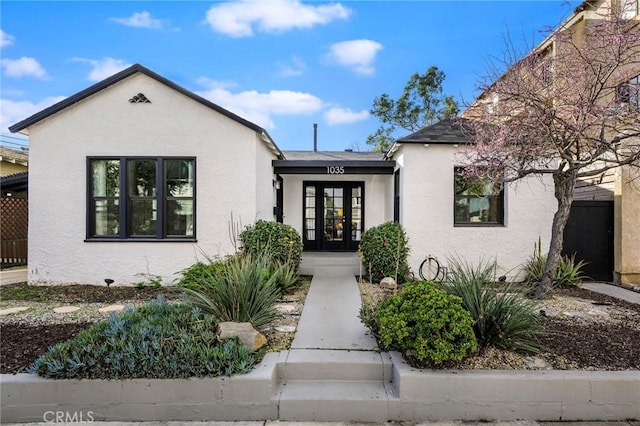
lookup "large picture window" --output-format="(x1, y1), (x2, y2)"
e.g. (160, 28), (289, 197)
(88, 157), (195, 240)
(454, 167), (504, 226)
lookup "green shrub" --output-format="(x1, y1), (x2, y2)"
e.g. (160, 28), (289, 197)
(28, 298), (254, 379)
(359, 222), (410, 283)
(175, 258), (229, 290)
(267, 260), (300, 293)
(177, 253), (299, 295)
(440, 257), (540, 353)
(524, 240), (587, 287)
(375, 280), (477, 365)
(240, 220), (303, 270)
(180, 253), (281, 327)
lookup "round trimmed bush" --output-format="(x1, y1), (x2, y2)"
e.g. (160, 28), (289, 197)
(359, 222), (410, 283)
(375, 280), (477, 365)
(239, 220), (303, 270)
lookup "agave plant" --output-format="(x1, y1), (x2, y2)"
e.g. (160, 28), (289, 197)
(524, 239), (588, 287)
(180, 253), (281, 328)
(439, 256), (540, 353)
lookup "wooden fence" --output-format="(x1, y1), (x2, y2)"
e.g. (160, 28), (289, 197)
(1, 197), (28, 267)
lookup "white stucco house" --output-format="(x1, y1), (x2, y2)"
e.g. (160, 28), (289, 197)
(9, 64), (555, 285)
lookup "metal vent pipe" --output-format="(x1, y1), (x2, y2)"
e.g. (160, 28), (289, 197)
(313, 123), (318, 152)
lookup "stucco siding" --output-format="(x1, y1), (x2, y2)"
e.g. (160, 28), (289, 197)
(281, 174), (393, 240)
(397, 144), (555, 279)
(255, 136), (276, 222)
(26, 73), (263, 285)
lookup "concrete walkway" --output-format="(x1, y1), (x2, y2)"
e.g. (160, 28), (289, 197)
(291, 265), (377, 350)
(582, 282), (640, 304)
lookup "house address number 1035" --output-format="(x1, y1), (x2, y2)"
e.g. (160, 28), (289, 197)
(326, 166), (345, 174)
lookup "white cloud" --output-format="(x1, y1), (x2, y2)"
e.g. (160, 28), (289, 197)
(278, 56), (306, 77)
(1, 29), (15, 48)
(197, 78), (323, 129)
(1, 57), (48, 79)
(1, 96), (66, 132)
(109, 11), (169, 30)
(205, 0), (351, 38)
(324, 107), (369, 125)
(71, 57), (132, 81)
(324, 39), (383, 76)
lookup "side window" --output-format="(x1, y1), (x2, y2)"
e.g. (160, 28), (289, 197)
(454, 167), (504, 226)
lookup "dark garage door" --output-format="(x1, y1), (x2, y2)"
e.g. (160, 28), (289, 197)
(562, 201), (614, 282)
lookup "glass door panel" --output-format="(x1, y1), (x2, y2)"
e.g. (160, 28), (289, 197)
(304, 186), (316, 242)
(323, 187), (344, 242)
(351, 185), (363, 243)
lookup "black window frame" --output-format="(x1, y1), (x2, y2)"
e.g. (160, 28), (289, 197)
(86, 156), (196, 241)
(453, 166), (504, 227)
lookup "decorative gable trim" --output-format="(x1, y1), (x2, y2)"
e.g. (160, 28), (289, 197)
(129, 93), (151, 103)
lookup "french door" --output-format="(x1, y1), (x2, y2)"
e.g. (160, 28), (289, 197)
(303, 182), (364, 251)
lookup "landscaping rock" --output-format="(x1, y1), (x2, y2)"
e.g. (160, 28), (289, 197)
(53, 306), (81, 314)
(276, 303), (297, 313)
(380, 277), (397, 290)
(0, 306), (29, 316)
(275, 325), (296, 333)
(217, 321), (267, 352)
(561, 311), (585, 318)
(98, 304), (125, 313)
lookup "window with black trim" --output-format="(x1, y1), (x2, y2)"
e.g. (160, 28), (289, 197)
(88, 157), (195, 240)
(454, 167), (504, 226)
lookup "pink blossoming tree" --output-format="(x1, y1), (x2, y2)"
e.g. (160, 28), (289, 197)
(461, 3), (640, 295)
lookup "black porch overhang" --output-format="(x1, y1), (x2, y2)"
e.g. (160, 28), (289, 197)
(272, 160), (396, 175)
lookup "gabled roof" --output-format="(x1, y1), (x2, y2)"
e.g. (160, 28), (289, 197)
(8, 64), (284, 159)
(385, 117), (473, 159)
(396, 117), (472, 144)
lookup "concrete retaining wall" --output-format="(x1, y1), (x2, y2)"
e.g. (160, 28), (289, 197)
(2, 350), (639, 423)
(0, 352), (280, 423)
(389, 352), (640, 421)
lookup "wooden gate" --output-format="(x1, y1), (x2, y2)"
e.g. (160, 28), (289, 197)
(1, 197), (28, 267)
(562, 200), (614, 282)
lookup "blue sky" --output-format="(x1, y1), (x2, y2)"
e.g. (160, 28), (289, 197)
(0, 0), (580, 152)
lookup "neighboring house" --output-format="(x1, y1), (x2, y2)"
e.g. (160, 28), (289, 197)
(9, 64), (556, 285)
(0, 147), (28, 177)
(0, 160), (29, 267)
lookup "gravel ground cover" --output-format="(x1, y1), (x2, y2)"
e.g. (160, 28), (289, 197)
(0, 281), (310, 374)
(359, 282), (640, 371)
(2, 281), (638, 374)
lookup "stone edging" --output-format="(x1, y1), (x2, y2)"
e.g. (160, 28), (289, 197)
(1, 351), (638, 423)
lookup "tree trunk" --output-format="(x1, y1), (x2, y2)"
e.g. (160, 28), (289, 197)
(534, 170), (577, 297)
